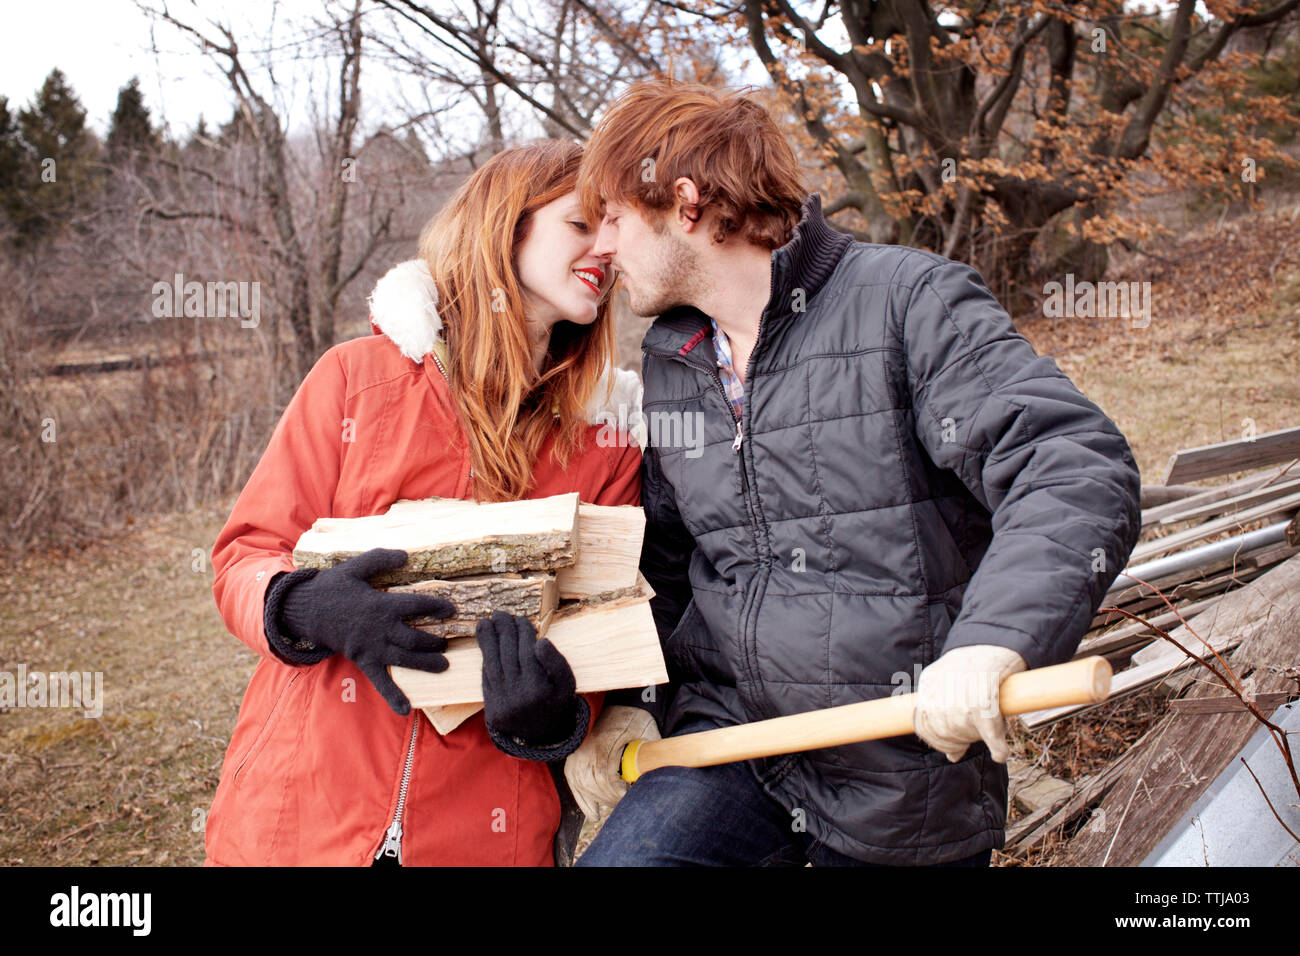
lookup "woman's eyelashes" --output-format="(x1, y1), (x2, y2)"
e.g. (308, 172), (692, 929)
(569, 220), (591, 234)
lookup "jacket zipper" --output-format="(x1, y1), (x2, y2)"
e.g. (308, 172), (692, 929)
(373, 345), (469, 865)
(644, 292), (780, 719)
(375, 715), (419, 864)
(725, 321), (775, 710)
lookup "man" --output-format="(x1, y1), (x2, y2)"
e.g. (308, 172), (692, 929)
(565, 81), (1141, 866)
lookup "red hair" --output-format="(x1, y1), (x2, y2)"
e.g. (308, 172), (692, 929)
(419, 141), (617, 502)
(578, 80), (806, 248)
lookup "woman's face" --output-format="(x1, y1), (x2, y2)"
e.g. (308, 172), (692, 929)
(515, 190), (613, 331)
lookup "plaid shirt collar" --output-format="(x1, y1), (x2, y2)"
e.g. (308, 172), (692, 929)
(709, 316), (745, 419)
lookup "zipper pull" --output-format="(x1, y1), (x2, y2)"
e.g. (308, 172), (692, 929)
(732, 420), (743, 453)
(376, 820), (403, 864)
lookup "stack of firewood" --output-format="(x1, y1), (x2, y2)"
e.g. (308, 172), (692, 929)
(292, 492), (667, 732)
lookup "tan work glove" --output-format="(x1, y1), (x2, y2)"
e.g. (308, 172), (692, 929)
(913, 644), (1026, 763)
(563, 705), (660, 820)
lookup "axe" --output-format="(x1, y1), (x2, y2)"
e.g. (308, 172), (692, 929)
(619, 656), (1111, 783)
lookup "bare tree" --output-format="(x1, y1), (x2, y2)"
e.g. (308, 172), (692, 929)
(370, 0), (693, 156)
(137, 0), (408, 385)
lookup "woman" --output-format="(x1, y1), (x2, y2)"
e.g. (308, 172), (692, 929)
(204, 141), (644, 866)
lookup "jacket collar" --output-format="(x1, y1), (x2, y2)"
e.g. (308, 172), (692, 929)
(366, 259), (646, 446)
(642, 193), (853, 364)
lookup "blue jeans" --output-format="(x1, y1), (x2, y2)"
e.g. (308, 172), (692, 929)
(576, 723), (993, 868)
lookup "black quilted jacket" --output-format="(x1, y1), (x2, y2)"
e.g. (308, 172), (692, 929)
(631, 194), (1142, 864)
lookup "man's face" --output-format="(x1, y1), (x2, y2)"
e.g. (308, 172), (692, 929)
(591, 199), (701, 318)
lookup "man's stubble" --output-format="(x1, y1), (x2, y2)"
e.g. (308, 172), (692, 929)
(624, 227), (707, 320)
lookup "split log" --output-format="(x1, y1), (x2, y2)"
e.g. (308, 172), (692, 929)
(291, 492), (581, 584)
(393, 575), (668, 709)
(370, 496), (642, 598)
(557, 504), (645, 599)
(388, 572), (558, 638)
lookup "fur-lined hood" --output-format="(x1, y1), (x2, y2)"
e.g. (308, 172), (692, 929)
(367, 259), (646, 448)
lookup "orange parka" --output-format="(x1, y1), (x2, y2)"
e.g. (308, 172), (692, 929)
(204, 260), (644, 866)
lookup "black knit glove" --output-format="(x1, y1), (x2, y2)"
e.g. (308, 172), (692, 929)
(476, 611), (587, 760)
(265, 548), (455, 716)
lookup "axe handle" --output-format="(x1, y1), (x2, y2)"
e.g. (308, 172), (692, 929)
(620, 656), (1111, 783)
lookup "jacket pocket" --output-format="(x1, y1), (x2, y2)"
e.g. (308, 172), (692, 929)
(231, 670), (302, 788)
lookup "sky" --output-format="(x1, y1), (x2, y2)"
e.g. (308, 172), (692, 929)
(0, 0), (246, 138)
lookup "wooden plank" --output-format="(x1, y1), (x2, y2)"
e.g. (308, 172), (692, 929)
(291, 492), (581, 584)
(1018, 633), (1241, 729)
(1152, 476), (1300, 528)
(1061, 553), (1300, 865)
(1141, 467), (1293, 529)
(1163, 426), (1300, 484)
(1097, 553), (1282, 628)
(1004, 748), (1138, 852)
(1140, 484), (1208, 508)
(1076, 595), (1223, 660)
(1129, 550), (1300, 668)
(1169, 692), (1293, 715)
(392, 575), (668, 708)
(388, 572), (557, 638)
(1127, 489), (1300, 563)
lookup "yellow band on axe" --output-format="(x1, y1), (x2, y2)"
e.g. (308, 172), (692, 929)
(620, 738), (644, 784)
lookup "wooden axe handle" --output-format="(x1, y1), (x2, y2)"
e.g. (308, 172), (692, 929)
(620, 656), (1111, 783)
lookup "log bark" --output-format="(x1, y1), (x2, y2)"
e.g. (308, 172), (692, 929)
(388, 572), (557, 638)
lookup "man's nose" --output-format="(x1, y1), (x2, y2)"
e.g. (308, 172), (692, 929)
(591, 220), (616, 259)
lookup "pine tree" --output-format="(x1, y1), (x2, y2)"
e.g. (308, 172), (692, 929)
(9, 69), (101, 245)
(106, 76), (159, 162)
(0, 97), (22, 226)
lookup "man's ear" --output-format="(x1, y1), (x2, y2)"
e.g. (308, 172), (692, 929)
(673, 177), (702, 233)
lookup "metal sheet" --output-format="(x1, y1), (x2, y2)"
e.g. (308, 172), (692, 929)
(1142, 702), (1300, 866)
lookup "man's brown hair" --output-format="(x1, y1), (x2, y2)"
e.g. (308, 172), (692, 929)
(579, 80), (807, 249)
